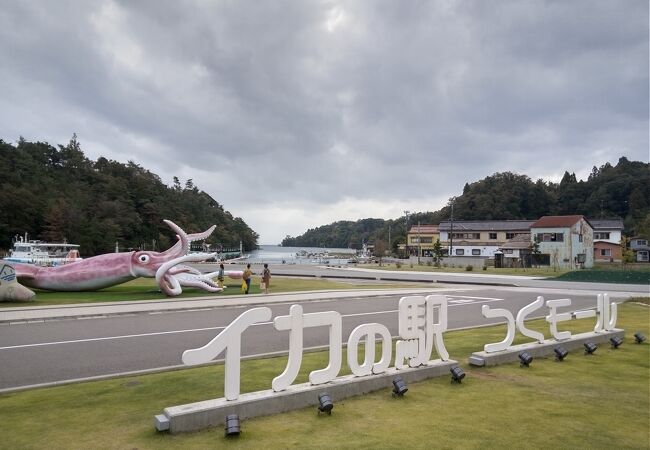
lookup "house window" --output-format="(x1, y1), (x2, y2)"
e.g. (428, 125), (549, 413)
(451, 233), (480, 240)
(600, 249), (611, 256)
(594, 232), (610, 240)
(638, 250), (649, 262)
(505, 233), (516, 239)
(489, 233), (497, 240)
(420, 237), (433, 244)
(410, 237), (419, 244)
(536, 233), (564, 242)
(579, 234), (583, 242)
(455, 249), (465, 256)
(472, 249), (481, 256)
(637, 239), (648, 246)
(504, 249), (514, 254)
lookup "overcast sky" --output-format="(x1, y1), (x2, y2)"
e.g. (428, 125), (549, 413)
(1, 1), (648, 244)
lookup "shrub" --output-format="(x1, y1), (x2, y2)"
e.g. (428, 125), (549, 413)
(395, 261), (402, 269)
(442, 263), (448, 268)
(426, 260), (432, 266)
(465, 264), (473, 271)
(482, 265), (487, 271)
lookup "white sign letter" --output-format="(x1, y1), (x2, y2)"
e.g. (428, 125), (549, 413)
(482, 305), (515, 353)
(516, 296), (545, 343)
(182, 307), (272, 401)
(546, 298), (572, 341)
(273, 306), (342, 390)
(347, 323), (392, 376)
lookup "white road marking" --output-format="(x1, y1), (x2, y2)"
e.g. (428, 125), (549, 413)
(0, 298), (505, 351)
(447, 295), (503, 301)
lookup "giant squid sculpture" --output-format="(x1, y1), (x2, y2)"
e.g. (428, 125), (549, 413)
(12, 220), (241, 297)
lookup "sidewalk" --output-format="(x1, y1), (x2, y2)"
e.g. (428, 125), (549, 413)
(0, 287), (449, 324)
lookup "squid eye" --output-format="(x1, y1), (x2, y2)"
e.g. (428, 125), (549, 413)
(138, 254), (150, 263)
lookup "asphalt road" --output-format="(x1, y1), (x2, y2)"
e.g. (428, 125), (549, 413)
(0, 285), (633, 391)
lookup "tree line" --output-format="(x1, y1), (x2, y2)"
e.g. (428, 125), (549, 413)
(0, 136), (258, 255)
(281, 157), (650, 250)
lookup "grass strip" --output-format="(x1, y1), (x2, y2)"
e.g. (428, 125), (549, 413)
(0, 277), (433, 308)
(1, 303), (648, 449)
(552, 270), (650, 285)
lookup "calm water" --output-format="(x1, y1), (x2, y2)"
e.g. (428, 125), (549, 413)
(248, 245), (356, 265)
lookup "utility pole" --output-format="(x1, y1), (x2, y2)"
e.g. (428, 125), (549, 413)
(417, 221), (421, 265)
(404, 210), (410, 257)
(449, 200), (454, 258)
(388, 223), (391, 255)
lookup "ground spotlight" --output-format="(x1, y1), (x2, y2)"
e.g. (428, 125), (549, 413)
(518, 351), (533, 367)
(392, 376), (408, 397)
(554, 346), (568, 361)
(317, 393), (333, 415)
(634, 332), (646, 344)
(450, 366), (465, 384)
(584, 342), (598, 355)
(224, 414), (240, 437)
(610, 336), (623, 349)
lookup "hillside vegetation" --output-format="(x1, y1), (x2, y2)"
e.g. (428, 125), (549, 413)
(282, 157), (650, 249)
(0, 136), (258, 255)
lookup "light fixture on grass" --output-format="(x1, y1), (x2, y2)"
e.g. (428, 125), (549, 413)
(392, 376), (408, 397)
(450, 366), (465, 383)
(610, 336), (623, 349)
(318, 393), (333, 415)
(554, 347), (568, 361)
(224, 414), (240, 437)
(584, 342), (598, 355)
(634, 332), (646, 344)
(518, 351), (533, 367)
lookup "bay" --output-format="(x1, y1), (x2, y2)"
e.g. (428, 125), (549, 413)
(248, 245), (356, 265)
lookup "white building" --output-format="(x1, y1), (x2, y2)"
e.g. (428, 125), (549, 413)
(530, 215), (594, 269)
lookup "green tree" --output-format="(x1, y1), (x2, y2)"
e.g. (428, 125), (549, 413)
(432, 238), (444, 264)
(531, 235), (541, 268)
(373, 240), (387, 266)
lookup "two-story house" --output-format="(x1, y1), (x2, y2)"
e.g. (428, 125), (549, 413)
(630, 237), (649, 262)
(530, 215), (594, 269)
(405, 225), (440, 257)
(589, 218), (624, 263)
(438, 220), (534, 258)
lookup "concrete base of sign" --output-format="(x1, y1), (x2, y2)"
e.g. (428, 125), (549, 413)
(468, 329), (625, 367)
(158, 359), (457, 433)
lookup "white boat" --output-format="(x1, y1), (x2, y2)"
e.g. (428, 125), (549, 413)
(4, 234), (82, 266)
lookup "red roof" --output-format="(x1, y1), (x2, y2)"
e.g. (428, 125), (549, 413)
(531, 215), (587, 228)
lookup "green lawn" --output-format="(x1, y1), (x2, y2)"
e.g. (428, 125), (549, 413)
(0, 277), (433, 308)
(365, 262), (571, 277)
(1, 302), (648, 449)
(553, 269), (650, 284)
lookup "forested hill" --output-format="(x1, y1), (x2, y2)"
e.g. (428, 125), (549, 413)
(0, 137), (258, 255)
(281, 157), (650, 249)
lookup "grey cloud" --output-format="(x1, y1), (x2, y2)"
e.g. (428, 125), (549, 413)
(0, 0), (647, 242)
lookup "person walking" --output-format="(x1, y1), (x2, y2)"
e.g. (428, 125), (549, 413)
(243, 264), (252, 294)
(261, 263), (271, 294)
(217, 263), (225, 288)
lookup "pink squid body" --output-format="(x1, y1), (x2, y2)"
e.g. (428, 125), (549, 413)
(14, 253), (137, 291)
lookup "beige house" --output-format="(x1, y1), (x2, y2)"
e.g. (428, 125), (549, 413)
(405, 225), (440, 257)
(438, 220), (534, 258)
